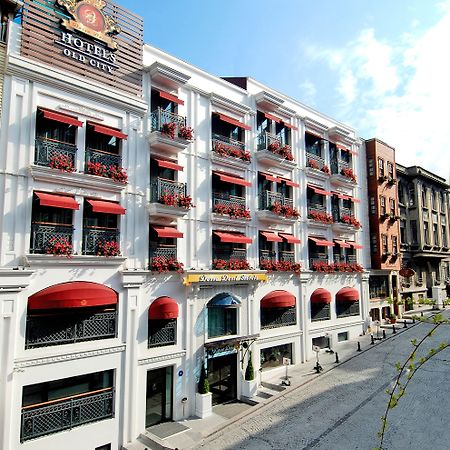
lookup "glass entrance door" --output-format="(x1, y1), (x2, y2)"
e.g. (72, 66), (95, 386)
(207, 354), (237, 405)
(145, 366), (173, 428)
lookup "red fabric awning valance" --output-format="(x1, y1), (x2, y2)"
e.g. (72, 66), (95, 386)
(311, 288), (332, 304)
(149, 296), (179, 319)
(348, 242), (364, 249)
(336, 287), (359, 303)
(40, 108), (83, 127)
(264, 112), (282, 123)
(90, 123), (127, 140)
(261, 172), (279, 183)
(218, 113), (251, 131)
(334, 239), (351, 248)
(282, 121), (298, 130)
(308, 185), (332, 196)
(261, 290), (296, 309)
(214, 231), (252, 244)
(213, 171), (251, 187)
(309, 237), (334, 247)
(154, 158), (183, 171)
(35, 192), (79, 210)
(279, 233), (301, 244)
(333, 192), (348, 200)
(159, 90), (184, 105)
(28, 282), (118, 310)
(152, 225), (183, 238)
(87, 199), (126, 215)
(281, 178), (300, 188)
(260, 231), (282, 242)
(349, 197), (361, 204)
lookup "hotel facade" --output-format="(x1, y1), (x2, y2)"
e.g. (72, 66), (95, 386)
(0, 1), (370, 449)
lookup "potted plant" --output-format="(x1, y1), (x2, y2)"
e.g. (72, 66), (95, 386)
(389, 313), (397, 324)
(195, 363), (212, 418)
(241, 352), (258, 398)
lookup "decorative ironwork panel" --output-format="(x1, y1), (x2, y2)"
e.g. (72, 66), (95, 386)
(212, 193), (246, 209)
(259, 250), (276, 262)
(347, 254), (357, 264)
(150, 108), (186, 133)
(34, 138), (77, 168)
(30, 223), (73, 254)
(21, 390), (114, 442)
(85, 148), (121, 170)
(258, 131), (280, 151)
(261, 307), (296, 329)
(148, 319), (177, 348)
(280, 251), (295, 262)
(212, 133), (246, 152)
(310, 255), (329, 268)
(336, 302), (360, 318)
(150, 178), (186, 203)
(150, 247), (177, 260)
(213, 248), (247, 261)
(331, 159), (350, 175)
(260, 190), (293, 210)
(82, 228), (119, 255)
(308, 204), (327, 215)
(305, 152), (325, 169)
(311, 303), (331, 322)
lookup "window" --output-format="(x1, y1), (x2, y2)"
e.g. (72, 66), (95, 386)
(207, 294), (240, 338)
(424, 221), (430, 244)
(260, 343), (292, 370)
(148, 319), (177, 348)
(212, 233), (247, 265)
(149, 227), (179, 270)
(387, 161), (393, 178)
(380, 196), (386, 215)
(368, 158), (374, 176)
(442, 225), (448, 247)
(305, 132), (322, 156)
(369, 275), (389, 298)
(431, 190), (438, 210)
(400, 220), (406, 244)
(312, 336), (330, 349)
(276, 122), (291, 146)
(371, 234), (378, 254)
(212, 113), (243, 143)
(389, 198), (396, 215)
(370, 197), (376, 215)
(381, 234), (388, 254)
(338, 331), (349, 342)
(378, 158), (385, 178)
(261, 307), (296, 329)
(392, 236), (398, 255)
(336, 301), (360, 317)
(311, 302), (331, 321)
(433, 223), (439, 246)
(398, 181), (405, 205)
(408, 184), (416, 206)
(411, 220), (418, 244)
(440, 192), (446, 212)
(421, 188), (428, 208)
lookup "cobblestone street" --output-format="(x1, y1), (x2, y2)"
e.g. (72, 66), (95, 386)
(199, 312), (450, 450)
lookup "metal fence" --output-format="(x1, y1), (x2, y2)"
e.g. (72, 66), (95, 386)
(150, 178), (186, 203)
(212, 193), (246, 209)
(85, 147), (121, 169)
(30, 223), (73, 254)
(336, 302), (360, 318)
(305, 152), (325, 169)
(82, 228), (120, 255)
(261, 307), (296, 329)
(259, 190), (293, 210)
(148, 319), (177, 348)
(34, 138), (77, 168)
(311, 303), (331, 322)
(212, 133), (246, 152)
(257, 131), (281, 151)
(150, 108), (186, 133)
(213, 248), (247, 261)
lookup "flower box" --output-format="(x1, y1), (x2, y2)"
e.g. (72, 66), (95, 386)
(150, 256), (184, 273)
(46, 237), (73, 258)
(159, 193), (195, 210)
(341, 168), (357, 183)
(97, 240), (121, 257)
(309, 210), (334, 224)
(241, 379), (258, 398)
(212, 259), (250, 270)
(195, 392), (212, 419)
(49, 153), (74, 173)
(213, 203), (251, 219)
(260, 259), (301, 274)
(269, 202), (300, 219)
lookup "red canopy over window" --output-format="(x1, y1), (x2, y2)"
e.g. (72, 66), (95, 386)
(218, 113), (251, 131)
(149, 296), (179, 319)
(214, 231), (252, 244)
(155, 158), (183, 171)
(40, 108), (83, 127)
(260, 231), (282, 242)
(90, 122), (127, 140)
(282, 121), (298, 130)
(28, 282), (118, 310)
(213, 171), (251, 187)
(261, 172), (279, 183)
(280, 178), (300, 188)
(87, 199), (126, 215)
(264, 112), (282, 123)
(336, 287), (359, 303)
(261, 290), (296, 309)
(334, 239), (351, 248)
(309, 237), (334, 247)
(311, 288), (332, 304)
(151, 225), (183, 238)
(159, 90), (184, 105)
(279, 233), (301, 244)
(35, 192), (79, 210)
(348, 242), (364, 249)
(308, 185), (332, 196)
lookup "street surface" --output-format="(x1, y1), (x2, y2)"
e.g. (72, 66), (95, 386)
(199, 311), (450, 450)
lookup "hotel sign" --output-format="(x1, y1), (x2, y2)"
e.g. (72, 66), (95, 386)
(183, 272), (268, 286)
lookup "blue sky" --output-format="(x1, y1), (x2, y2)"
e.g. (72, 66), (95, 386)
(119, 0), (450, 181)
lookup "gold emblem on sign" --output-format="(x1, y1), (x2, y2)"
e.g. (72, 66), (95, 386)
(57, 0), (121, 50)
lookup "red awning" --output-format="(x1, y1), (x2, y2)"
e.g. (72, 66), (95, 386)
(260, 231), (282, 242)
(214, 231), (252, 244)
(154, 158), (183, 171)
(334, 239), (351, 248)
(348, 242), (364, 249)
(261, 172), (279, 183)
(261, 290), (296, 309)
(159, 90), (184, 105)
(305, 130), (323, 138)
(308, 185), (332, 196)
(151, 226), (183, 239)
(35, 192), (79, 210)
(90, 123), (127, 140)
(28, 282), (118, 310)
(281, 178), (300, 188)
(333, 192), (348, 200)
(336, 287), (359, 303)
(279, 233), (301, 244)
(309, 237), (335, 247)
(264, 112), (282, 123)
(311, 288), (332, 304)
(149, 296), (179, 319)
(282, 121), (298, 130)
(213, 171), (251, 187)
(87, 199), (126, 215)
(218, 113), (251, 131)
(349, 197), (361, 204)
(336, 144), (349, 152)
(40, 108), (83, 127)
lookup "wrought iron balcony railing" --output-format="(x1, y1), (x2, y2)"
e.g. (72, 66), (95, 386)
(21, 389), (114, 442)
(332, 206), (353, 222)
(330, 159), (350, 175)
(150, 177), (187, 203)
(336, 302), (360, 318)
(212, 193), (246, 209)
(333, 254), (357, 264)
(30, 223), (74, 254)
(0, 22), (8, 44)
(259, 190), (293, 211)
(259, 250), (276, 263)
(305, 152), (325, 170)
(25, 311), (117, 349)
(150, 246), (177, 260)
(150, 107), (186, 135)
(148, 319), (177, 348)
(34, 137), (77, 168)
(258, 131), (281, 151)
(213, 248), (247, 261)
(82, 227), (120, 255)
(308, 204), (327, 215)
(261, 307), (296, 330)
(85, 148), (121, 170)
(212, 133), (246, 153)
(280, 250), (295, 262)
(309, 255), (329, 268)
(311, 303), (331, 322)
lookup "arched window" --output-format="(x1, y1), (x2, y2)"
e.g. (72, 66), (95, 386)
(260, 290), (296, 329)
(148, 296), (178, 348)
(207, 293), (240, 338)
(336, 287), (360, 317)
(310, 288), (331, 322)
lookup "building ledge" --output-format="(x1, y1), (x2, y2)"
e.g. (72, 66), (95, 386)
(148, 202), (189, 219)
(255, 150), (297, 169)
(211, 212), (251, 227)
(24, 254), (127, 267)
(149, 131), (190, 154)
(210, 151), (250, 169)
(256, 209), (298, 224)
(330, 173), (357, 187)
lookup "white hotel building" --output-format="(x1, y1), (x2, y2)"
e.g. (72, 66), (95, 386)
(0, 2), (370, 449)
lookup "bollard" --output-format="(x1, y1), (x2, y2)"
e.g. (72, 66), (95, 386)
(421, 311), (423, 317)
(403, 320), (407, 328)
(382, 329), (386, 339)
(413, 317), (416, 324)
(392, 324), (397, 334)
(357, 341), (362, 352)
(370, 335), (375, 345)
(335, 352), (339, 364)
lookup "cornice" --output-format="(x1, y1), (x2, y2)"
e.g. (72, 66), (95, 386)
(24, 254), (127, 267)
(257, 331), (303, 344)
(138, 350), (186, 366)
(210, 93), (251, 116)
(146, 61), (191, 87)
(310, 320), (364, 333)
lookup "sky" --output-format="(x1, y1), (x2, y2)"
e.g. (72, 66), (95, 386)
(119, 0), (450, 182)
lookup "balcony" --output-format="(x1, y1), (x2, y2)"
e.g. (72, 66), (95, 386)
(149, 246), (183, 273)
(260, 250), (299, 272)
(333, 254), (357, 264)
(149, 177), (190, 218)
(305, 152), (330, 178)
(212, 248), (250, 270)
(260, 249), (276, 264)
(21, 389), (114, 442)
(82, 227), (120, 256)
(257, 190), (298, 223)
(307, 204), (333, 227)
(309, 254), (329, 270)
(256, 132), (296, 168)
(332, 207), (360, 232)
(85, 148), (121, 171)
(30, 223), (73, 255)
(149, 108), (190, 154)
(212, 193), (249, 225)
(148, 319), (177, 348)
(25, 311), (117, 349)
(330, 160), (356, 186)
(211, 134), (250, 165)
(34, 137), (77, 169)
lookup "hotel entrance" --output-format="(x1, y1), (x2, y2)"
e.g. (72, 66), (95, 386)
(207, 353), (237, 405)
(145, 366), (173, 428)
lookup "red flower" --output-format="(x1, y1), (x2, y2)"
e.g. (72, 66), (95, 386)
(97, 240), (121, 257)
(179, 126), (194, 141)
(341, 215), (361, 229)
(213, 141), (250, 162)
(46, 237), (72, 258)
(268, 141), (294, 161)
(308, 159), (320, 170)
(87, 161), (107, 177)
(321, 165), (330, 174)
(108, 165), (128, 184)
(150, 256), (184, 273)
(161, 122), (177, 139)
(49, 153), (74, 173)
(213, 203), (251, 219)
(269, 202), (300, 219)
(212, 258), (250, 270)
(260, 259), (301, 273)
(341, 168), (357, 183)
(308, 210), (334, 224)
(159, 192), (195, 209)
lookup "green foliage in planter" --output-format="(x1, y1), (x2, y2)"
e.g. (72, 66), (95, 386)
(198, 363), (210, 394)
(245, 351), (255, 381)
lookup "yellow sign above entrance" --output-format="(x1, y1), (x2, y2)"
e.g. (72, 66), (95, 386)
(183, 272), (268, 286)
